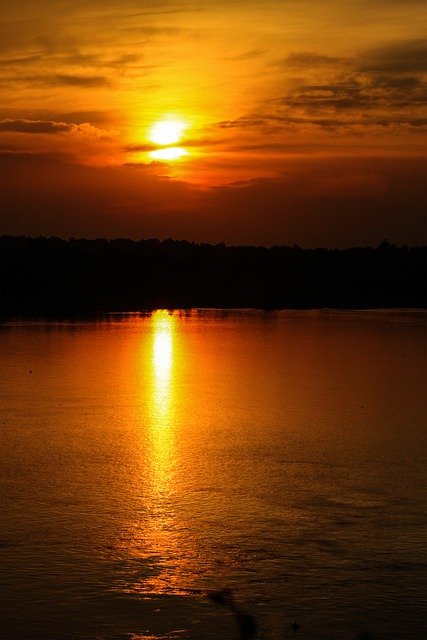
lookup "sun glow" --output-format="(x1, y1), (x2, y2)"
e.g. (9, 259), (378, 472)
(149, 119), (187, 146)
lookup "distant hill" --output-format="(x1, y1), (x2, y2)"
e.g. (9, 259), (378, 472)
(1, 235), (426, 317)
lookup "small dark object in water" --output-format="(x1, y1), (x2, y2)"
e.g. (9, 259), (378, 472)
(235, 611), (257, 639)
(208, 589), (257, 639)
(292, 620), (300, 633)
(207, 589), (232, 606)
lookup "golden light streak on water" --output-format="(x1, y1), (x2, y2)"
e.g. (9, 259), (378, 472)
(131, 310), (188, 594)
(149, 310), (176, 495)
(115, 311), (185, 595)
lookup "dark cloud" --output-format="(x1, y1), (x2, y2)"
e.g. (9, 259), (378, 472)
(221, 39), (427, 133)
(54, 110), (115, 125)
(0, 119), (72, 134)
(217, 117), (266, 129)
(0, 108), (115, 126)
(281, 41), (427, 122)
(281, 81), (366, 111)
(224, 49), (265, 61)
(218, 106), (427, 133)
(125, 138), (222, 152)
(0, 46), (143, 74)
(218, 113), (427, 133)
(274, 52), (345, 68)
(0, 54), (44, 66)
(279, 75), (427, 113)
(55, 52), (142, 71)
(374, 75), (422, 89)
(359, 39), (427, 74)
(50, 74), (111, 87)
(125, 143), (159, 152)
(0, 73), (112, 88)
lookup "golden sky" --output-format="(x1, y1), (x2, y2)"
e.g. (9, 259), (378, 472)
(1, 0), (426, 246)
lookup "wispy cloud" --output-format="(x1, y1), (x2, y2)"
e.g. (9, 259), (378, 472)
(358, 38), (427, 74)
(1, 73), (112, 88)
(49, 74), (111, 88)
(274, 52), (345, 68)
(224, 49), (265, 62)
(0, 119), (72, 134)
(218, 38), (427, 139)
(0, 118), (121, 166)
(277, 76), (426, 113)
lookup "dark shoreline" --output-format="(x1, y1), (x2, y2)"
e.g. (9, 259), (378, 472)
(2, 308), (427, 324)
(1, 235), (426, 317)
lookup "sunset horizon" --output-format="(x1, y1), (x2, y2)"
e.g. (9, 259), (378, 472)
(1, 0), (426, 247)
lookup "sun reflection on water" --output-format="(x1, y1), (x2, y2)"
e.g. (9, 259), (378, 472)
(116, 312), (203, 597)
(151, 311), (174, 425)
(120, 310), (188, 595)
(149, 310), (176, 498)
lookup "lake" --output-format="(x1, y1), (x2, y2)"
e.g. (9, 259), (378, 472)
(1, 310), (426, 640)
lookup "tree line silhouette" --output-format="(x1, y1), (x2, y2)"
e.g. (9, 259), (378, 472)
(1, 235), (425, 317)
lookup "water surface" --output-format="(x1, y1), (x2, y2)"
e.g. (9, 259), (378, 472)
(1, 310), (426, 639)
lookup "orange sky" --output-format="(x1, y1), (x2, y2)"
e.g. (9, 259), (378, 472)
(1, 0), (426, 246)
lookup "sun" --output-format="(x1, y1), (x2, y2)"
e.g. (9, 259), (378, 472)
(149, 118), (187, 146)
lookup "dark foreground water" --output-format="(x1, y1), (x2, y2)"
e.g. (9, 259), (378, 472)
(1, 310), (426, 640)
